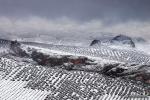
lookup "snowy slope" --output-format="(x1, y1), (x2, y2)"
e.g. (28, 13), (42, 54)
(0, 38), (150, 100)
(22, 42), (150, 65)
(0, 57), (149, 100)
(0, 80), (49, 100)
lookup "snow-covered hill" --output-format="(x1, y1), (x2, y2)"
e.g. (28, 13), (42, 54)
(21, 41), (150, 65)
(0, 57), (149, 100)
(0, 37), (150, 100)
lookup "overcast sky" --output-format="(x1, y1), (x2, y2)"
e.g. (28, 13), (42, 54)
(0, 0), (150, 22)
(0, 0), (150, 40)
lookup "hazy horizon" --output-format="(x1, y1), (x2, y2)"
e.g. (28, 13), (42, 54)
(0, 0), (150, 40)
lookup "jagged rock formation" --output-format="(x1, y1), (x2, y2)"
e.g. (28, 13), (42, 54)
(101, 63), (150, 85)
(10, 40), (29, 57)
(0, 39), (29, 57)
(31, 50), (95, 66)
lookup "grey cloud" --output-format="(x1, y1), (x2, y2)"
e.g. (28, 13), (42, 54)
(0, 0), (150, 41)
(0, 0), (150, 23)
(0, 17), (150, 40)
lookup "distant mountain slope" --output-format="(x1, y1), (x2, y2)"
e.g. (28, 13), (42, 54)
(90, 39), (100, 46)
(110, 35), (135, 47)
(90, 34), (135, 47)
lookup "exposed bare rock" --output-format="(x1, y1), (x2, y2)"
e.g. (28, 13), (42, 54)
(90, 39), (100, 46)
(101, 63), (150, 85)
(111, 35), (135, 47)
(10, 40), (29, 57)
(31, 50), (95, 67)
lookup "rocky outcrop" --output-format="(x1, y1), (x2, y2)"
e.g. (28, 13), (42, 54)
(101, 63), (150, 85)
(31, 51), (95, 67)
(90, 40), (100, 46)
(90, 34), (136, 47)
(30, 50), (150, 85)
(10, 40), (29, 57)
(111, 35), (135, 47)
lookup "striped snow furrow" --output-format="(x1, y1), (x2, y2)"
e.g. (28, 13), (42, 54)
(4, 66), (23, 80)
(46, 71), (149, 100)
(0, 57), (149, 100)
(0, 80), (49, 100)
(98, 94), (124, 100)
(0, 58), (52, 100)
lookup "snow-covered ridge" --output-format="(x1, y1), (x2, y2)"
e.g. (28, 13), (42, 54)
(22, 41), (150, 65)
(1, 37), (150, 64)
(0, 38), (150, 99)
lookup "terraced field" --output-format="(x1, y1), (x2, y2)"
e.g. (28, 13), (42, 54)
(0, 39), (150, 100)
(24, 42), (150, 64)
(0, 57), (149, 100)
(0, 39), (150, 65)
